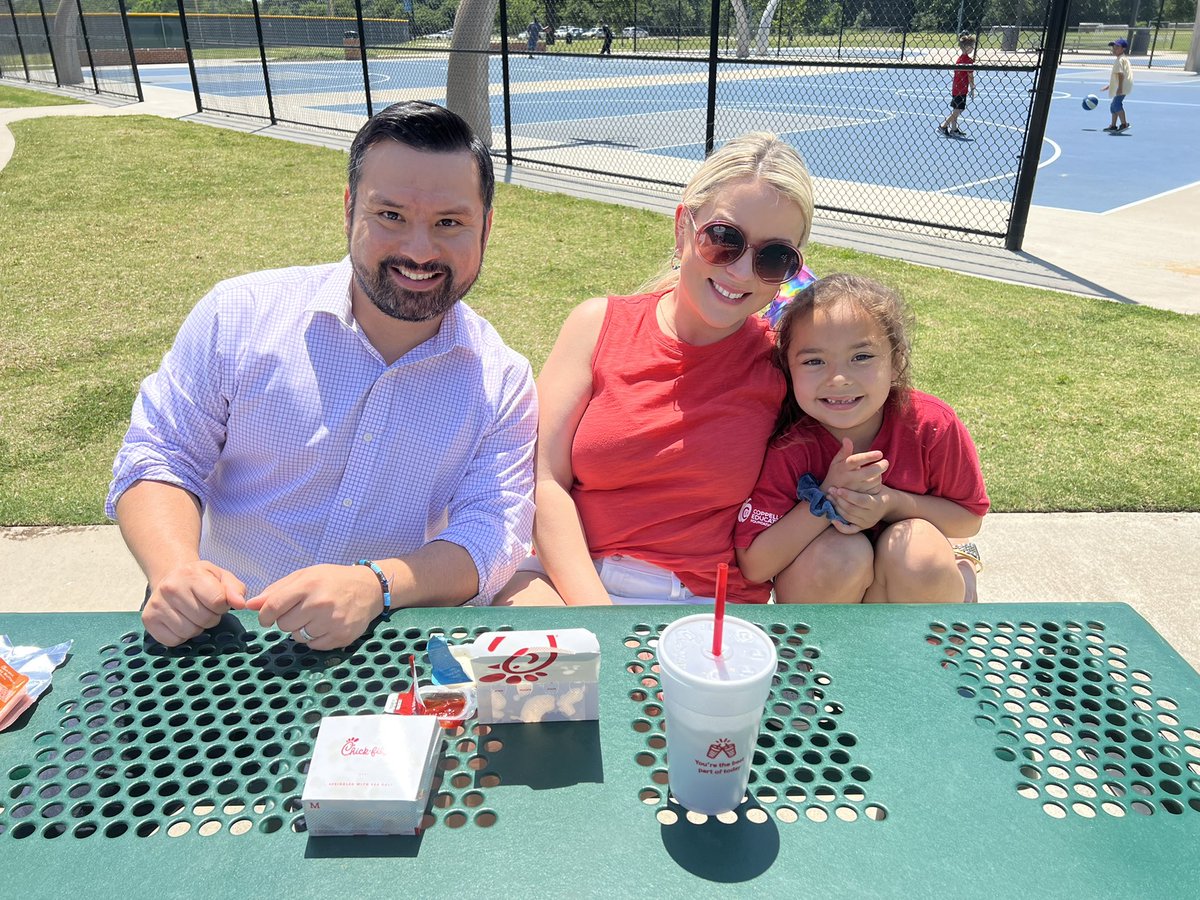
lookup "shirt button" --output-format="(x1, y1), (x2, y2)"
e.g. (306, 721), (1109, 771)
(363, 433), (373, 442)
(342, 498), (353, 508)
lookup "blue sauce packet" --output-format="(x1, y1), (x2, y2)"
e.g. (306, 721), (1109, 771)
(427, 636), (470, 685)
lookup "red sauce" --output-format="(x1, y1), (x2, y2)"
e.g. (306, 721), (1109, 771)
(422, 694), (467, 716)
(420, 692), (468, 727)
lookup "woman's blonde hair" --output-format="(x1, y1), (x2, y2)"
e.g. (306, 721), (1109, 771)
(643, 133), (814, 293)
(770, 273), (914, 442)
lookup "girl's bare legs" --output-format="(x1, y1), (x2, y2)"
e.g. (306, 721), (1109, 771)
(863, 519), (963, 603)
(773, 529), (874, 603)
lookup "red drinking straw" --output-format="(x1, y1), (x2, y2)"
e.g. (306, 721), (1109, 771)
(410, 654), (424, 714)
(712, 562), (729, 657)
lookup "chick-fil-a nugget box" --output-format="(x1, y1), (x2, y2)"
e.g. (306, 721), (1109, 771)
(469, 629), (600, 724)
(302, 714), (441, 836)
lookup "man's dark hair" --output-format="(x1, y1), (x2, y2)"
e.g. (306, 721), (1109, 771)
(347, 101), (495, 212)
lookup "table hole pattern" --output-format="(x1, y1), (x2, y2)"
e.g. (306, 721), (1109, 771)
(626, 620), (885, 827)
(928, 617), (1200, 820)
(0, 625), (508, 840)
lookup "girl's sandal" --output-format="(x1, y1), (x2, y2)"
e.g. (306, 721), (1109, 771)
(952, 541), (983, 574)
(952, 542), (982, 604)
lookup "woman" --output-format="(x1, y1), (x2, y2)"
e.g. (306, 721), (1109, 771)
(497, 133), (814, 606)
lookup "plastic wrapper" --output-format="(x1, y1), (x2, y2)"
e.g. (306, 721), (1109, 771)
(0, 635), (73, 732)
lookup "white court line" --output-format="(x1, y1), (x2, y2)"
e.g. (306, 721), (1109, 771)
(937, 138), (1061, 194)
(637, 107), (899, 154)
(1101, 178), (1200, 215)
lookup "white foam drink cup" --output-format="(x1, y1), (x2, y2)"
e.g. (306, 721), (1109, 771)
(656, 613), (777, 815)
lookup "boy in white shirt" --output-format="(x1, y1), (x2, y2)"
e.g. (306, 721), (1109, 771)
(1102, 37), (1133, 133)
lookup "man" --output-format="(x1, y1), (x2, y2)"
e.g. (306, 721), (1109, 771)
(108, 101), (537, 651)
(527, 19), (541, 58)
(599, 22), (613, 56)
(1102, 37), (1133, 133)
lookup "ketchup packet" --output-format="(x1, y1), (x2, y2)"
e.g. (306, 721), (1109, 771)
(0, 658), (30, 726)
(0, 636), (73, 732)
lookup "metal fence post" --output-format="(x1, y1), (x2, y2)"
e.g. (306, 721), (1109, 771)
(499, 0), (513, 166)
(1007, 0), (1072, 252)
(174, 0), (202, 113)
(248, 0), (275, 124)
(75, 0), (99, 92)
(704, 0), (719, 154)
(6, 0), (32, 81)
(33, 0), (63, 86)
(1147, 0), (1167, 67)
(352, 0), (372, 118)
(115, 0), (143, 101)
(836, 2), (845, 60)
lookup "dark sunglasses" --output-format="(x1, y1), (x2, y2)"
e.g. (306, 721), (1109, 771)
(685, 208), (803, 285)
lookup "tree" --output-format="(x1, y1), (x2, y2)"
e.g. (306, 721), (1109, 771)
(755, 0), (784, 54)
(445, 0), (498, 147)
(51, 0), (84, 85)
(730, 0), (751, 55)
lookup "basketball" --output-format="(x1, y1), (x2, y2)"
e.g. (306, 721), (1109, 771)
(1082, 94), (1100, 110)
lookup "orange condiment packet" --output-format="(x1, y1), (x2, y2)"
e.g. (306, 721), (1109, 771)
(0, 658), (30, 723)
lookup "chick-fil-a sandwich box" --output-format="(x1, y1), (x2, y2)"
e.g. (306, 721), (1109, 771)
(302, 714), (442, 836)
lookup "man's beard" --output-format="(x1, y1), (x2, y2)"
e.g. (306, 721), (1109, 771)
(352, 254), (479, 323)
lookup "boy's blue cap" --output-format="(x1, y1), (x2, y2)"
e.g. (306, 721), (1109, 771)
(1109, 38), (1129, 48)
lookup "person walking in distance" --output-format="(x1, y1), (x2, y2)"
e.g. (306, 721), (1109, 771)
(599, 23), (613, 56)
(527, 19), (542, 58)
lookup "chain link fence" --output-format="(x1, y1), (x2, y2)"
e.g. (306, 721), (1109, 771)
(1061, 0), (1197, 71)
(0, 0), (141, 100)
(12, 0), (1176, 246)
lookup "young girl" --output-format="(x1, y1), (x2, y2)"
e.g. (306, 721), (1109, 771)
(734, 274), (989, 604)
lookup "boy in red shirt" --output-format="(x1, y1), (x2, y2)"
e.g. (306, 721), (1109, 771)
(939, 32), (977, 137)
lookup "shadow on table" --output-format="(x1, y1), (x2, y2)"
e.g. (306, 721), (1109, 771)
(660, 798), (780, 882)
(304, 832), (424, 859)
(141, 611), (251, 654)
(482, 720), (604, 789)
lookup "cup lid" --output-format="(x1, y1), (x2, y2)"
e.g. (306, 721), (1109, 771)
(657, 614), (776, 691)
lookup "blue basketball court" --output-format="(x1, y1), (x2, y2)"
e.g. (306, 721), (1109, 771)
(131, 55), (1200, 216)
(1034, 65), (1199, 212)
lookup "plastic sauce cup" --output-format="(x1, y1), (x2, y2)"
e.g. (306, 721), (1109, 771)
(417, 684), (477, 730)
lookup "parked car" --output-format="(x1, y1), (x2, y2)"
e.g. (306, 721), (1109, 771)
(557, 25), (582, 38)
(621, 27), (649, 38)
(427, 29), (453, 40)
(580, 27), (603, 39)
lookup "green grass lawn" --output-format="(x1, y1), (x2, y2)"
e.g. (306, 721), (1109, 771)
(0, 84), (84, 108)
(0, 115), (1197, 525)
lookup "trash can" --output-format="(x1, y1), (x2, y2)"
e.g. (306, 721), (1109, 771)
(1128, 27), (1151, 56)
(1000, 26), (1019, 52)
(344, 31), (361, 61)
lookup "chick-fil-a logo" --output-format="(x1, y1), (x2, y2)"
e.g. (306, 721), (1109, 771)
(479, 633), (559, 684)
(341, 736), (386, 758)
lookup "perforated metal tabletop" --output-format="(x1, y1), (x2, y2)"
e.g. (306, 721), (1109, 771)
(2, 603), (1198, 898)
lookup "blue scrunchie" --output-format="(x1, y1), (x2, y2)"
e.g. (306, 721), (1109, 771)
(797, 473), (849, 525)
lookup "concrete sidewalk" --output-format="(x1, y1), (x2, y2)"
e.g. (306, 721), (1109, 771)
(1, 516), (1196, 674)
